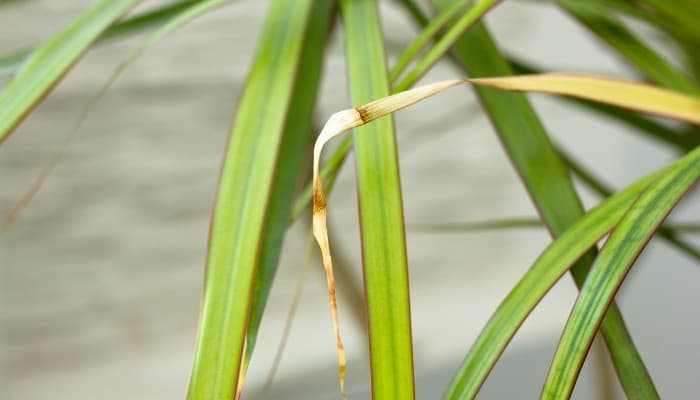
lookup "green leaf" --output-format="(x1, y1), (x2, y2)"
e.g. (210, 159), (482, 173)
(0, 0), (204, 77)
(442, 162), (672, 400)
(0, 50), (25, 76)
(426, 4), (656, 397)
(542, 147), (700, 399)
(1, 0), (233, 231)
(635, 0), (700, 42)
(410, 218), (543, 232)
(560, 148), (700, 262)
(187, 2), (316, 399)
(555, 0), (699, 95)
(244, 0), (335, 369)
(394, 0), (503, 91)
(0, 0), (141, 144)
(390, 0), (471, 83)
(340, 0), (415, 398)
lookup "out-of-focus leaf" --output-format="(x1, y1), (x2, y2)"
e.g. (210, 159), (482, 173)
(187, 2), (316, 399)
(542, 147), (700, 399)
(556, 0), (699, 95)
(471, 73), (700, 125)
(0, 0), (141, 144)
(0, 0), (205, 77)
(394, 0), (503, 91)
(411, 218), (543, 232)
(1, 0), (232, 231)
(390, 0), (471, 82)
(412, 217), (700, 235)
(635, 0), (700, 42)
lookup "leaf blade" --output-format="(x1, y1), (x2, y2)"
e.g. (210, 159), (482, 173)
(542, 148), (700, 399)
(441, 164), (670, 399)
(424, 5), (657, 397)
(340, 0), (415, 398)
(187, 2), (315, 398)
(471, 73), (700, 125)
(244, 0), (335, 370)
(0, 0), (142, 143)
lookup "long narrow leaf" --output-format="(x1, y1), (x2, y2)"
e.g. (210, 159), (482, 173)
(1, 0), (233, 231)
(339, 1), (415, 397)
(542, 147), (700, 399)
(309, 76), (675, 399)
(394, 0), (503, 91)
(187, 2), (315, 399)
(425, 5), (657, 397)
(0, 0), (204, 77)
(471, 73), (700, 125)
(441, 164), (672, 399)
(0, 0), (141, 143)
(243, 0), (335, 370)
(560, 148), (700, 262)
(390, 0), (471, 82)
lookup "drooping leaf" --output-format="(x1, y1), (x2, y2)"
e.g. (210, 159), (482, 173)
(309, 74), (675, 400)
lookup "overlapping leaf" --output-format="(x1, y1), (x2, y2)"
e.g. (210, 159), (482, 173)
(187, 2), (316, 398)
(542, 147), (700, 399)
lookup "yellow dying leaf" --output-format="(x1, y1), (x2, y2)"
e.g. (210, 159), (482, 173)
(312, 73), (700, 395)
(472, 73), (700, 125)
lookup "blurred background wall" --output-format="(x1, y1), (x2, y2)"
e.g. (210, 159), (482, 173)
(1, 1), (699, 398)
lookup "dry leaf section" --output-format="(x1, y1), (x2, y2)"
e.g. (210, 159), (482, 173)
(311, 73), (700, 395)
